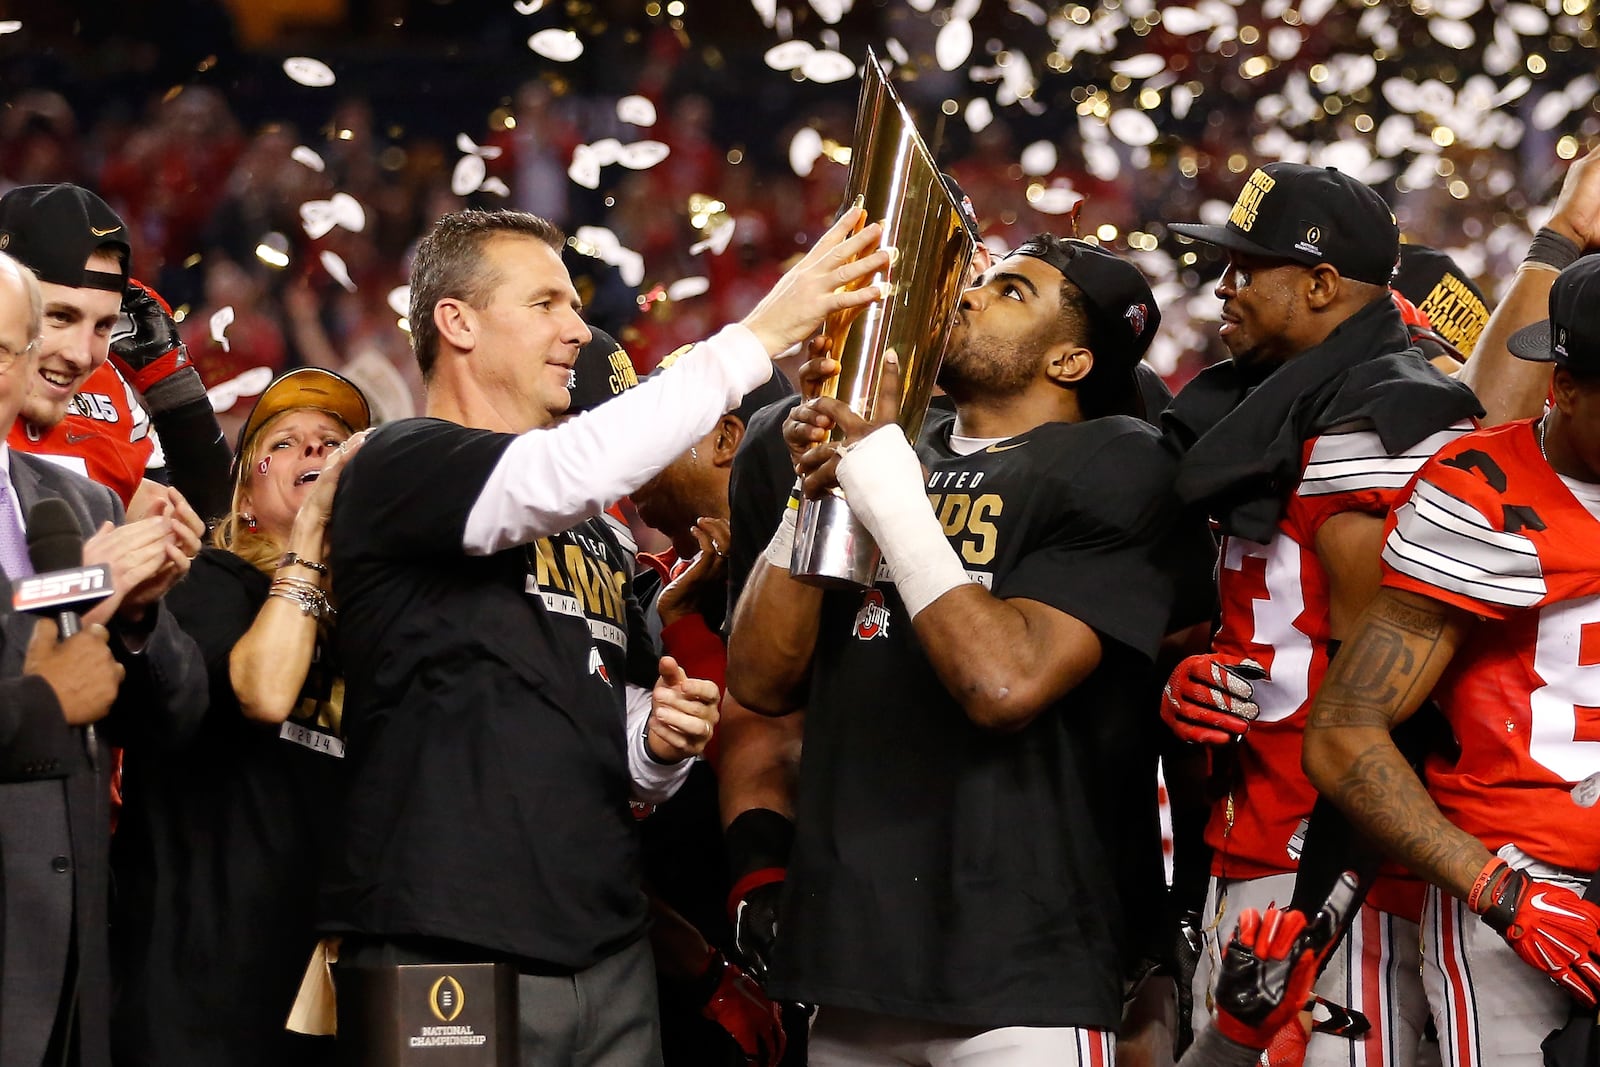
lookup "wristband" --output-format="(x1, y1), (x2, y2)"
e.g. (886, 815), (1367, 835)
(726, 807), (796, 879)
(726, 867), (787, 921)
(1525, 226), (1582, 271)
(278, 552), (329, 576)
(1468, 856), (1509, 913)
(836, 426), (971, 618)
(761, 479), (802, 569)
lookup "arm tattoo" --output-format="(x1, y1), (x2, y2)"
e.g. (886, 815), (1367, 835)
(1331, 742), (1483, 893)
(1309, 594), (1449, 729)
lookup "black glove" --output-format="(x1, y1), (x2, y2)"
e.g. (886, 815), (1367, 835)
(725, 808), (794, 984)
(109, 279), (206, 413)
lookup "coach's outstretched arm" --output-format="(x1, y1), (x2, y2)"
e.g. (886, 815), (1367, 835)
(461, 209), (890, 555)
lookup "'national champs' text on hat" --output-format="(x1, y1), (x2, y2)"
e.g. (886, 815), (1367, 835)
(1168, 162), (1400, 286)
(0, 183), (131, 293)
(1507, 253), (1600, 376)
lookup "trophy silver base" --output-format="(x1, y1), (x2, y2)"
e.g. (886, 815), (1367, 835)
(790, 492), (882, 590)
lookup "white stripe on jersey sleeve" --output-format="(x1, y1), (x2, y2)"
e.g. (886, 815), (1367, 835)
(1381, 477), (1547, 608)
(1298, 422), (1474, 497)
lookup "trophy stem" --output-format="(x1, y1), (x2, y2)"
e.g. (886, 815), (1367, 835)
(790, 491), (882, 590)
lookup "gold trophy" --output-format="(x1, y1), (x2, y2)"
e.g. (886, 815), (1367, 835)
(790, 50), (977, 589)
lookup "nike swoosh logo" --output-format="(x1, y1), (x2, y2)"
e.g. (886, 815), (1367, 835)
(986, 442), (1026, 453)
(89, 225), (121, 237)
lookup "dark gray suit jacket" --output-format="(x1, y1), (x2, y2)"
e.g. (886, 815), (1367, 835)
(0, 450), (208, 1067)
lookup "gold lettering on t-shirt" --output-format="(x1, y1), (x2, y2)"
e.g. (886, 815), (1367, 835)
(926, 491), (1004, 568)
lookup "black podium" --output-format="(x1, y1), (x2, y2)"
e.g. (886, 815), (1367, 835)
(337, 961), (518, 1066)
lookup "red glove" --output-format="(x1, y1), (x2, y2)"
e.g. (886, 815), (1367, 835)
(1212, 906), (1318, 1049)
(1473, 858), (1600, 1006)
(109, 279), (206, 412)
(1162, 655), (1262, 744)
(698, 951), (786, 1066)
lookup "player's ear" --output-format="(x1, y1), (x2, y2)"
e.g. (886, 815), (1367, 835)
(713, 415), (745, 465)
(1046, 344), (1093, 387)
(1304, 264), (1342, 311)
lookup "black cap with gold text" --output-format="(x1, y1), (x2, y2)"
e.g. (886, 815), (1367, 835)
(1169, 162), (1399, 286)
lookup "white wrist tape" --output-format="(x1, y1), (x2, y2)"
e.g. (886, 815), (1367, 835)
(761, 478), (803, 569)
(836, 426), (972, 618)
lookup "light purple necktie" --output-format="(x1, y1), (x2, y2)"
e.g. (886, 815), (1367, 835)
(0, 468), (33, 580)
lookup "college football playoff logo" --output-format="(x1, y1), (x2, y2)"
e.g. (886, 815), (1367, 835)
(853, 589), (890, 641)
(428, 975), (465, 1023)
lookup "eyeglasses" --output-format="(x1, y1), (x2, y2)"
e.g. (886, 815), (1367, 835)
(0, 338), (39, 371)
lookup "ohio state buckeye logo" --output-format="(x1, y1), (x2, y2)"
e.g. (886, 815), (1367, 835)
(1125, 303), (1149, 338)
(853, 589), (890, 641)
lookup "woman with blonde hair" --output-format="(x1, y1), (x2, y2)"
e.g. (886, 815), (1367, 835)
(109, 368), (370, 1067)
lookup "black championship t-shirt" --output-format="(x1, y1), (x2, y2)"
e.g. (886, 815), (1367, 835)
(770, 415), (1181, 1030)
(323, 418), (658, 970)
(110, 548), (345, 1067)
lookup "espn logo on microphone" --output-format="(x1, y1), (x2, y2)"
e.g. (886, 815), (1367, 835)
(13, 565), (114, 613)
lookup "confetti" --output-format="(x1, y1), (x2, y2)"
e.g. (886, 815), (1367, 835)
(207, 367), (276, 414)
(666, 276), (711, 301)
(569, 145), (602, 189)
(574, 226), (645, 286)
(616, 141), (670, 170)
(1429, 17), (1475, 50)
(1031, 185), (1083, 216)
(480, 177), (511, 197)
(885, 38), (909, 65)
(802, 50), (856, 83)
(1020, 141), (1057, 176)
(0, 21), (21, 34)
(764, 40), (814, 72)
(690, 219), (736, 256)
(1111, 55), (1166, 79)
(964, 98), (994, 133)
(283, 57), (336, 87)
(809, 0), (849, 23)
(1501, 3), (1548, 35)
(452, 155), (487, 196)
(617, 96), (657, 127)
(789, 128), (823, 177)
(387, 286), (411, 318)
(512, 0), (546, 11)
(290, 146), (325, 172)
(455, 133), (503, 159)
(1109, 109), (1159, 147)
(320, 250), (357, 293)
(935, 19), (973, 71)
(210, 306), (236, 353)
(527, 28), (583, 62)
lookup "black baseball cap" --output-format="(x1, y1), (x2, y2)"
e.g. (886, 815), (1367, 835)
(565, 327), (640, 416)
(1169, 162), (1399, 286)
(1392, 243), (1490, 357)
(1010, 233), (1162, 364)
(0, 183), (131, 292)
(1507, 253), (1600, 375)
(568, 328), (794, 423)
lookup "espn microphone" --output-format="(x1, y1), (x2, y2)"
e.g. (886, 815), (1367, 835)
(16, 499), (113, 638)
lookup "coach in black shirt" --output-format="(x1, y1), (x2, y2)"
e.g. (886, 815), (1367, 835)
(729, 236), (1183, 1064)
(323, 207), (887, 1064)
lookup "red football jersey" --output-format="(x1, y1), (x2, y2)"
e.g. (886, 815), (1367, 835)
(1205, 421), (1474, 883)
(7, 362), (157, 507)
(1382, 419), (1600, 872)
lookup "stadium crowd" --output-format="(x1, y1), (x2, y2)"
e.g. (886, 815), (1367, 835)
(5, 5), (1600, 1067)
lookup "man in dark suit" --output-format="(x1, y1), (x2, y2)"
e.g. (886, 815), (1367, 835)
(0, 245), (207, 1067)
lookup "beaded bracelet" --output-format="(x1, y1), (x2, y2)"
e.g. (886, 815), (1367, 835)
(278, 552), (329, 576)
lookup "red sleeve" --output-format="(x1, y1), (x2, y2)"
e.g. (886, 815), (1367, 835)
(658, 612), (727, 767)
(1379, 442), (1547, 620)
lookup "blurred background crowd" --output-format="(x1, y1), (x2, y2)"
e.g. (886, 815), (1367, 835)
(2, 0), (1596, 423)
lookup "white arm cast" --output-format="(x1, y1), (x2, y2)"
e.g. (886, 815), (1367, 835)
(836, 425), (973, 618)
(626, 683), (694, 803)
(463, 324), (771, 554)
